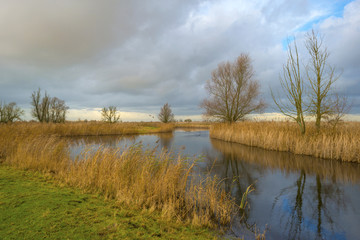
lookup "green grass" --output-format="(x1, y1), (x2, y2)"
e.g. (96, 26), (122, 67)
(0, 165), (218, 240)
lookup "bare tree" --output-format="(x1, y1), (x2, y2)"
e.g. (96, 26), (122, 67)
(305, 30), (341, 131)
(272, 40), (307, 134)
(158, 103), (174, 123)
(0, 102), (24, 123)
(49, 97), (69, 123)
(201, 54), (265, 123)
(31, 88), (50, 122)
(101, 106), (120, 123)
(31, 88), (68, 123)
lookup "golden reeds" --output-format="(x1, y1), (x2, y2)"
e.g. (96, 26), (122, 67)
(210, 121), (360, 163)
(0, 122), (240, 229)
(0, 121), (174, 137)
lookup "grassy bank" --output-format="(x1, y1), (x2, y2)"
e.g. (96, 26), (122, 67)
(0, 122), (175, 137)
(210, 121), (360, 163)
(0, 165), (218, 239)
(0, 122), (243, 235)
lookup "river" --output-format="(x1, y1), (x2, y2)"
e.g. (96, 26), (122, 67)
(69, 129), (360, 240)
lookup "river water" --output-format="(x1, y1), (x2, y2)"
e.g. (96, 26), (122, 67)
(69, 129), (360, 240)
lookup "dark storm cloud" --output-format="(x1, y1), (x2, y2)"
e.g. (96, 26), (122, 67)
(0, 0), (359, 120)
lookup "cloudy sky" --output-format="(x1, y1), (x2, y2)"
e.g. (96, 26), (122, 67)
(0, 0), (359, 121)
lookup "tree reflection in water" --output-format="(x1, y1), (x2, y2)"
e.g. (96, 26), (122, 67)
(209, 138), (356, 240)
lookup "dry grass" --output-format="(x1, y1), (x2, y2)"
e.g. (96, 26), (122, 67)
(0, 121), (174, 137)
(0, 122), (240, 229)
(210, 121), (360, 163)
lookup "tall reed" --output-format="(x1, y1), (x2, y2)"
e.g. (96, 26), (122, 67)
(210, 121), (360, 162)
(0, 123), (240, 229)
(0, 121), (174, 137)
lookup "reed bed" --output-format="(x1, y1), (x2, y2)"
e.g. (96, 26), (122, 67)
(0, 123), (240, 229)
(0, 121), (174, 137)
(210, 121), (360, 163)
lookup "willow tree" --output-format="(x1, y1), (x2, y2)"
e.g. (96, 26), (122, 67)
(305, 30), (341, 131)
(201, 54), (265, 123)
(272, 40), (307, 134)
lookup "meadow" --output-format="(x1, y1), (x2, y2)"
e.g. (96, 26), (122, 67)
(210, 121), (360, 163)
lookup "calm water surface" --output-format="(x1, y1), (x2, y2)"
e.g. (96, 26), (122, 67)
(69, 129), (360, 240)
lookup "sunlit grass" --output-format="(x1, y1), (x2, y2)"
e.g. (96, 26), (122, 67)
(0, 122), (244, 232)
(0, 165), (219, 239)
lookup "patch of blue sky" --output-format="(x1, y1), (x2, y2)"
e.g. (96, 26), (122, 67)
(332, 0), (354, 17)
(297, 0), (354, 32)
(281, 0), (355, 50)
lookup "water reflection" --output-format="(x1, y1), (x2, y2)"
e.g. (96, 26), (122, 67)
(68, 130), (360, 240)
(210, 138), (360, 184)
(210, 139), (359, 239)
(157, 131), (174, 150)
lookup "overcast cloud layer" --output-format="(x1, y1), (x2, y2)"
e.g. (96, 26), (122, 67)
(0, 0), (359, 121)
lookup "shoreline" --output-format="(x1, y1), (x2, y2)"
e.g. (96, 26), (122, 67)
(209, 122), (360, 163)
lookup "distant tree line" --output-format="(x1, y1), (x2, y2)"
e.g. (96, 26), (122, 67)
(1, 88), (69, 124)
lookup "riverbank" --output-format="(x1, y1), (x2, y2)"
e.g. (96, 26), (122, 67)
(210, 122), (360, 163)
(0, 122), (245, 237)
(0, 165), (218, 239)
(0, 122), (175, 137)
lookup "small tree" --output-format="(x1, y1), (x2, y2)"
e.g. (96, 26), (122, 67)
(31, 88), (68, 123)
(101, 106), (120, 123)
(201, 54), (265, 123)
(158, 103), (174, 123)
(0, 102), (24, 123)
(272, 40), (307, 134)
(305, 30), (341, 131)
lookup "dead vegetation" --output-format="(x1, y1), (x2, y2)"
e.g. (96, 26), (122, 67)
(210, 121), (360, 163)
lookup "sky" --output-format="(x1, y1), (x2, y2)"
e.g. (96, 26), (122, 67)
(0, 0), (359, 121)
